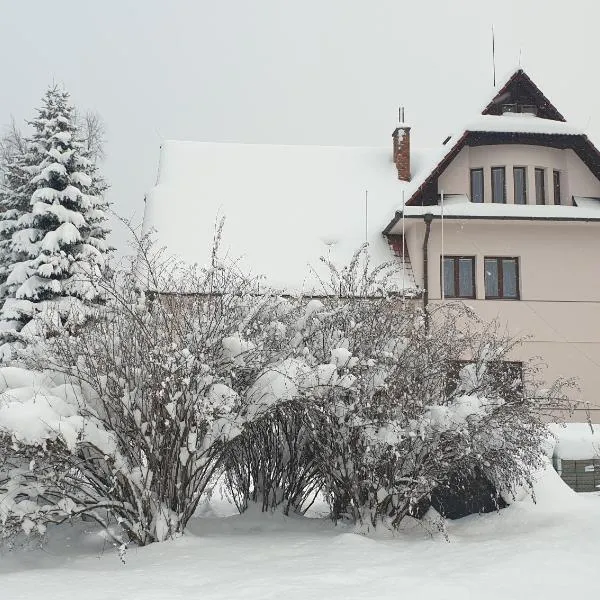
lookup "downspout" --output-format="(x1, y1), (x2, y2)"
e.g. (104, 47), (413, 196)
(422, 213), (433, 330)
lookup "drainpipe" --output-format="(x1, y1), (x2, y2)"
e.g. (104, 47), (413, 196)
(422, 213), (433, 330)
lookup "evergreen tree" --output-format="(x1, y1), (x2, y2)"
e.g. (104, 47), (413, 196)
(0, 125), (38, 321)
(0, 86), (111, 342)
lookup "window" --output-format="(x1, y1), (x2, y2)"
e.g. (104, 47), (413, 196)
(491, 167), (506, 203)
(501, 103), (537, 116)
(484, 257), (520, 299)
(470, 168), (484, 203)
(520, 105), (538, 116)
(513, 167), (527, 205)
(553, 170), (561, 205)
(535, 168), (546, 205)
(442, 256), (475, 299)
(445, 360), (524, 401)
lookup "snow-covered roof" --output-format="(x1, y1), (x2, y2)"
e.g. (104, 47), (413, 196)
(144, 142), (431, 293)
(481, 67), (567, 122)
(399, 195), (600, 221)
(389, 116), (587, 218)
(464, 114), (581, 136)
(144, 69), (600, 285)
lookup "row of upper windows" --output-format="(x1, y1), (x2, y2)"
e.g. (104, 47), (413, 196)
(469, 166), (561, 205)
(442, 256), (519, 300)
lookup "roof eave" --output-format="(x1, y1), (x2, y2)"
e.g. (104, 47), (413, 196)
(390, 213), (600, 225)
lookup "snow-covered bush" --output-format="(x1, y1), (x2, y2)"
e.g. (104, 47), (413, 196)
(288, 252), (575, 531)
(0, 240), (276, 544)
(0, 232), (348, 544)
(0, 236), (575, 545)
(224, 404), (322, 515)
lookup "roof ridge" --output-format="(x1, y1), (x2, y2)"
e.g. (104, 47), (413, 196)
(161, 139), (390, 151)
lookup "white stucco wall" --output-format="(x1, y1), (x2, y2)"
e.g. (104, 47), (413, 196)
(437, 144), (600, 204)
(403, 218), (600, 422)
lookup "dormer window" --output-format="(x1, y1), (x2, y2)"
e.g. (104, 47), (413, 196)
(501, 103), (538, 116)
(521, 105), (538, 115)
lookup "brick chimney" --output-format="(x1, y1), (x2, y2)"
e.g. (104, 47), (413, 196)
(392, 108), (411, 181)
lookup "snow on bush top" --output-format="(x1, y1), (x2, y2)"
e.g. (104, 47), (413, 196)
(549, 423), (600, 460)
(0, 367), (112, 451)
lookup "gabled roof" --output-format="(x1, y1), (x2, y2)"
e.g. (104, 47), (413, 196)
(144, 69), (600, 291)
(383, 123), (600, 232)
(382, 69), (600, 233)
(482, 68), (566, 122)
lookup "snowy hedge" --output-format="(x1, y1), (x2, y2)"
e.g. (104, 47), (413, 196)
(0, 238), (575, 546)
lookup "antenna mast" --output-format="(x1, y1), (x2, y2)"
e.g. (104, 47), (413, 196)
(365, 190), (368, 243)
(492, 25), (496, 87)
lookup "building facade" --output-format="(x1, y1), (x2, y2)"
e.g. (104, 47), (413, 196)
(144, 68), (600, 422)
(384, 70), (600, 422)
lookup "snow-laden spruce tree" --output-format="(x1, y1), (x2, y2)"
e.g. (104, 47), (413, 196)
(0, 86), (110, 349)
(0, 122), (33, 303)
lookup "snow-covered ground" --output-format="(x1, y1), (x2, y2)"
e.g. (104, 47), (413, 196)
(0, 464), (598, 600)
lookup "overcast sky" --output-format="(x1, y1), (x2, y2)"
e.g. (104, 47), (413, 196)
(1, 0), (598, 252)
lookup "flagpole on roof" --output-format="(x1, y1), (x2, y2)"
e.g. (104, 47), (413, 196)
(492, 25), (496, 87)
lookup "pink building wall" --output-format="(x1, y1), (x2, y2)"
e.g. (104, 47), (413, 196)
(438, 145), (600, 204)
(403, 203), (600, 422)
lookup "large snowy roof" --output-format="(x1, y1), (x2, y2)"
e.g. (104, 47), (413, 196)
(144, 70), (600, 289)
(464, 114), (581, 136)
(144, 142), (429, 293)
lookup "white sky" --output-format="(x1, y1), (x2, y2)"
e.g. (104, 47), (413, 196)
(1, 0), (599, 252)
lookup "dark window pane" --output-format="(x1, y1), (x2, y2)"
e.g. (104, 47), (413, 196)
(521, 105), (537, 116)
(513, 167), (527, 205)
(458, 258), (474, 297)
(535, 168), (546, 205)
(553, 170), (561, 205)
(484, 258), (499, 297)
(443, 257), (455, 297)
(470, 169), (484, 203)
(491, 167), (506, 203)
(502, 259), (518, 298)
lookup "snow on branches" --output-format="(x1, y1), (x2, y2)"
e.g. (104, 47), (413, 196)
(0, 236), (575, 547)
(0, 85), (110, 356)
